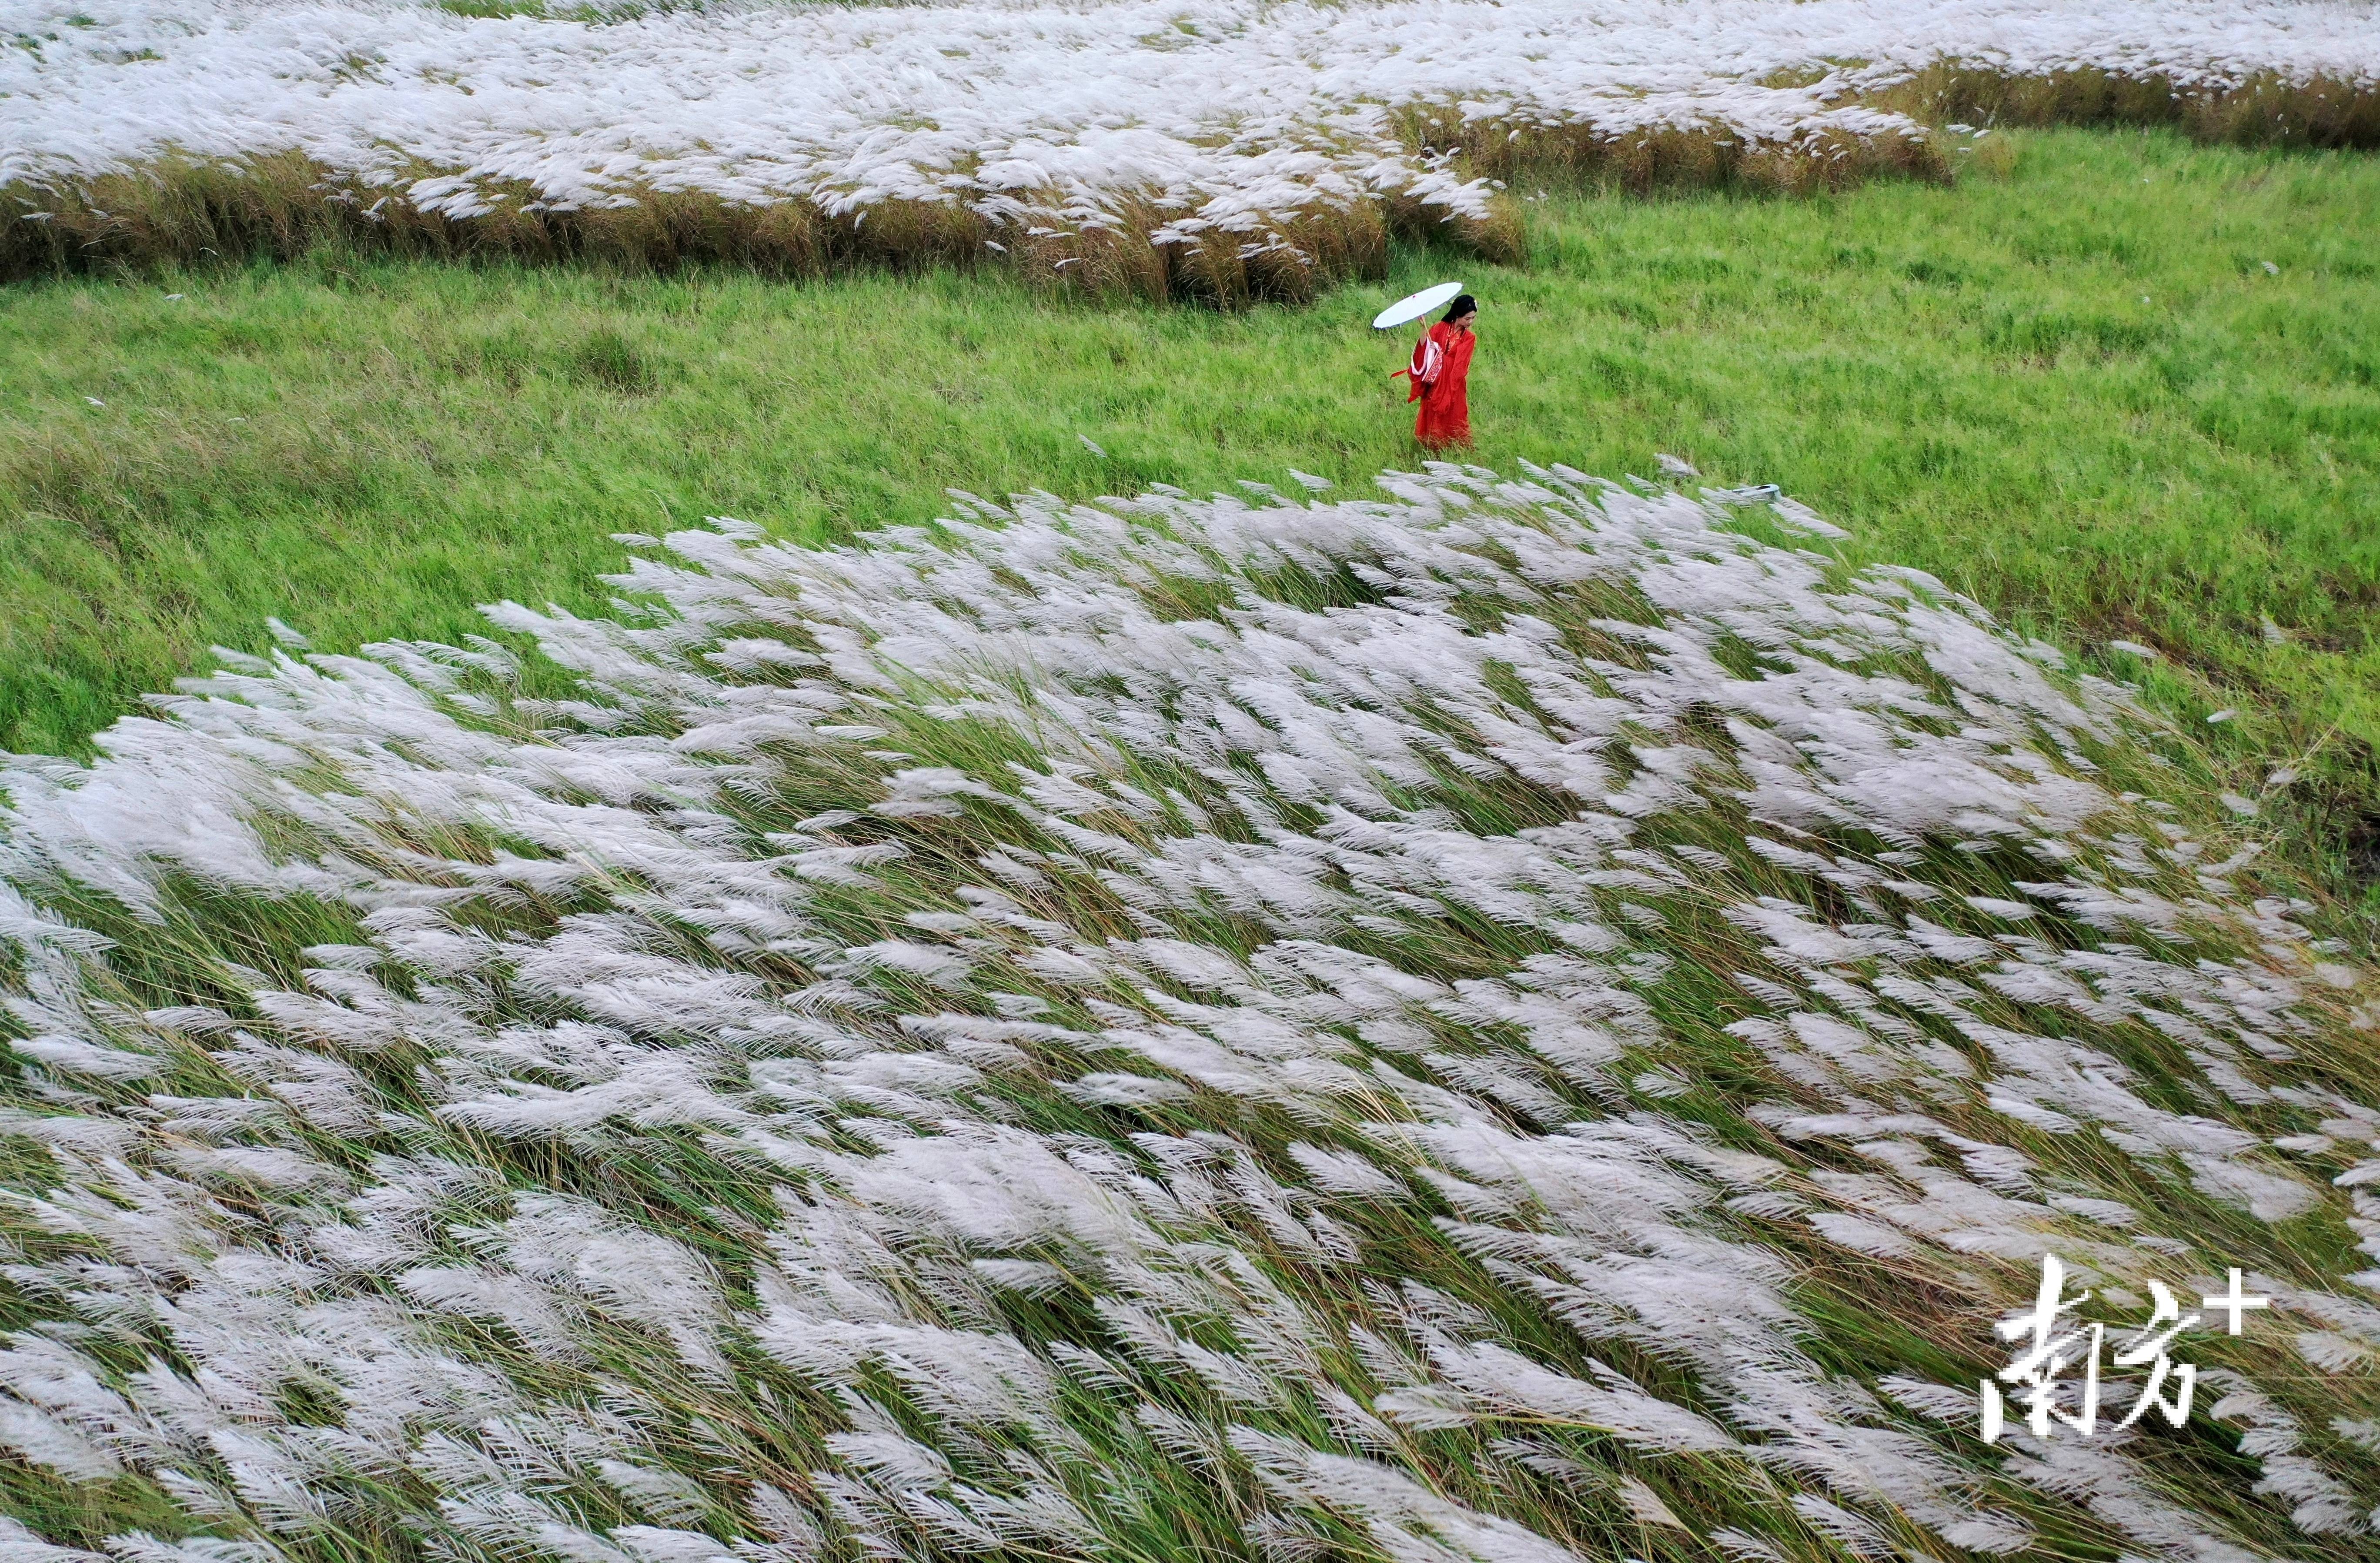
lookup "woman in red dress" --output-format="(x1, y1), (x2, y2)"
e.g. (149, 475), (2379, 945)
(1398, 293), (1477, 450)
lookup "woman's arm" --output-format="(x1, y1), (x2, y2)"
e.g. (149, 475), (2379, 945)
(1411, 333), (1444, 385)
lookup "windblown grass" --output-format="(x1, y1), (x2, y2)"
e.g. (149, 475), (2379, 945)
(0, 152), (1473, 308)
(5, 129), (2375, 909)
(1875, 64), (2380, 150)
(5, 0), (2375, 292)
(0, 460), (2374, 1563)
(19, 59), (2379, 291)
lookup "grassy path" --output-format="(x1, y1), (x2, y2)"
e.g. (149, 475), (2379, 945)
(2, 128), (2376, 896)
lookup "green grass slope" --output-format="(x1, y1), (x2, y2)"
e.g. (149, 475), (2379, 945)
(2, 128), (2376, 896)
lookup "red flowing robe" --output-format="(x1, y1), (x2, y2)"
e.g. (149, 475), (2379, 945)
(1398, 321), (1475, 448)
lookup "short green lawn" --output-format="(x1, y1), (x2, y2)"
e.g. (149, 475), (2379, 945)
(3, 127), (2377, 898)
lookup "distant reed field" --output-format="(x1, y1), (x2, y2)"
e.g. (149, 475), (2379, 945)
(2, 0), (2376, 297)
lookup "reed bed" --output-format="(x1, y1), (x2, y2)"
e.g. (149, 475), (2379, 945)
(0, 464), (2374, 1561)
(3, 0), (2374, 296)
(1874, 65), (2380, 150)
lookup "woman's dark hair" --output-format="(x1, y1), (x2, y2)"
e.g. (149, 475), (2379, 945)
(1441, 293), (1478, 324)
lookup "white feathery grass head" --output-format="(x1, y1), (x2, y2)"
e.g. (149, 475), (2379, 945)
(0, 462), (2371, 1562)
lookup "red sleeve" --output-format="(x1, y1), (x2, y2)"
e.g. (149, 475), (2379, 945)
(1412, 325), (1444, 384)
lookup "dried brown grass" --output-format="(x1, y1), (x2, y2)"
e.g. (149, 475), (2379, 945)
(0, 148), (1464, 304)
(1396, 110), (1956, 196)
(1875, 63), (2380, 148)
(3, 62), (2370, 300)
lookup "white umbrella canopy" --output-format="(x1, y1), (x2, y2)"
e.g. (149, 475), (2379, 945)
(1371, 281), (1464, 330)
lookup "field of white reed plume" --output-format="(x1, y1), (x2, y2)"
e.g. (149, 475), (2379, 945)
(0, 462), (2373, 1561)
(3, 0), (2376, 294)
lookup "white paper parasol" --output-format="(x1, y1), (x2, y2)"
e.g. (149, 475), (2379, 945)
(1371, 281), (1464, 331)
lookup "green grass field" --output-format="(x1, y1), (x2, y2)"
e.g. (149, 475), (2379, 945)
(3, 127), (2377, 902)
(6, 115), (2380, 1563)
